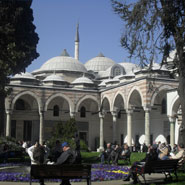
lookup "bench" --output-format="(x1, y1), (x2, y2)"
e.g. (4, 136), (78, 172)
(30, 164), (91, 185)
(133, 159), (179, 184)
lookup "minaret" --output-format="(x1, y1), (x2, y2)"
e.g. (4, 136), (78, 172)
(74, 23), (80, 60)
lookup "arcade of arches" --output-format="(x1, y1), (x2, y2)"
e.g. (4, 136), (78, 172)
(5, 75), (181, 151)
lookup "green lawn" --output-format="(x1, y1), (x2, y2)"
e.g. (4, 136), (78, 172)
(81, 151), (185, 185)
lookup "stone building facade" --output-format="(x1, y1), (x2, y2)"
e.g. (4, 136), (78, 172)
(4, 26), (180, 151)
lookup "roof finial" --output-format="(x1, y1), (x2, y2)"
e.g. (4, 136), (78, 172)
(61, 49), (70, 57)
(74, 22), (80, 60)
(75, 22), (80, 42)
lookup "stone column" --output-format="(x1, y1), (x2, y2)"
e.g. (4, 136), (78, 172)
(126, 109), (133, 147)
(39, 111), (44, 145)
(144, 107), (151, 146)
(98, 112), (105, 152)
(169, 116), (176, 148)
(112, 112), (117, 144)
(6, 110), (12, 137)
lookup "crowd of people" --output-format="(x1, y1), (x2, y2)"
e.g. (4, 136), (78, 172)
(122, 142), (185, 184)
(1, 138), (185, 185)
(100, 143), (131, 165)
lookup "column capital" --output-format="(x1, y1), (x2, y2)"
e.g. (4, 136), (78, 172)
(143, 106), (151, 112)
(168, 115), (176, 123)
(39, 110), (45, 115)
(126, 109), (133, 114)
(70, 112), (76, 118)
(99, 112), (105, 118)
(111, 111), (118, 117)
(6, 109), (12, 114)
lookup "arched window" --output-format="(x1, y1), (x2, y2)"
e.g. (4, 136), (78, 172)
(113, 67), (121, 77)
(15, 99), (25, 110)
(161, 98), (167, 114)
(53, 105), (59, 117)
(80, 106), (86, 117)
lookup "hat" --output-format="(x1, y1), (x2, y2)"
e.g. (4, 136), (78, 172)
(61, 142), (68, 148)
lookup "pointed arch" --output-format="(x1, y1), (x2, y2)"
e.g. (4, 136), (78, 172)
(150, 85), (173, 106)
(111, 91), (126, 112)
(127, 86), (144, 109)
(10, 91), (40, 112)
(45, 93), (74, 113)
(101, 95), (111, 112)
(167, 91), (180, 117)
(75, 95), (100, 113)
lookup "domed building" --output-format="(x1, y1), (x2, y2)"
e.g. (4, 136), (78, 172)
(5, 26), (180, 151)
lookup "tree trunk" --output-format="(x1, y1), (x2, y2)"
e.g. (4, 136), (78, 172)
(177, 72), (185, 145)
(0, 91), (5, 136)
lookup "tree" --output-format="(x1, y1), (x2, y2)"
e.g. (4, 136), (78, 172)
(48, 118), (78, 149)
(111, 0), (185, 144)
(0, 0), (39, 135)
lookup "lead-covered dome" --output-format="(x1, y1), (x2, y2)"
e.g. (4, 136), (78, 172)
(85, 53), (115, 72)
(32, 49), (87, 74)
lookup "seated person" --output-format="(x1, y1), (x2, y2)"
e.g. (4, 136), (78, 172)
(158, 144), (169, 160)
(123, 144), (158, 184)
(120, 143), (130, 159)
(111, 144), (122, 165)
(100, 143), (112, 164)
(112, 143), (130, 165)
(55, 142), (76, 185)
(169, 143), (185, 164)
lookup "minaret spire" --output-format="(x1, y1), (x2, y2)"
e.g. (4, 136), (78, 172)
(74, 23), (80, 60)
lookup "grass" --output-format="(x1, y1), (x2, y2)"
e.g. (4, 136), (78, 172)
(81, 151), (185, 185)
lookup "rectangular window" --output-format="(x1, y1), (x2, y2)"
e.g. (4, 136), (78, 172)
(23, 121), (32, 141)
(11, 120), (16, 138)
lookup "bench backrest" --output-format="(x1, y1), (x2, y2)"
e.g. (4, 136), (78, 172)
(144, 159), (179, 173)
(31, 164), (91, 179)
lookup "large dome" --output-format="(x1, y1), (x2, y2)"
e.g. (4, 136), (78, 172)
(32, 49), (87, 74)
(85, 53), (115, 72)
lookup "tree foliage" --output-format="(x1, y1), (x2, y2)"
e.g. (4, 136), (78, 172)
(48, 118), (78, 149)
(0, 0), (39, 135)
(111, 0), (185, 144)
(111, 0), (185, 70)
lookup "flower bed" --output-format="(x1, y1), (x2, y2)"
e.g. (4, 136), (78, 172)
(0, 163), (129, 182)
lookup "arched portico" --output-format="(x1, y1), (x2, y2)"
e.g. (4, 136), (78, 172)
(112, 92), (126, 145)
(6, 91), (41, 143)
(127, 88), (144, 146)
(75, 95), (99, 150)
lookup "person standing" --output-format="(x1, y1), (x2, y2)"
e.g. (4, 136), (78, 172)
(28, 141), (46, 185)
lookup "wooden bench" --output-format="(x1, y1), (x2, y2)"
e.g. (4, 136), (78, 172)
(30, 164), (91, 185)
(133, 159), (179, 184)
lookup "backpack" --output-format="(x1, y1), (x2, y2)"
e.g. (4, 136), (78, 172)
(33, 146), (45, 164)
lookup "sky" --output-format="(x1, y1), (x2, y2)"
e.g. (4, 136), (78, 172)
(26, 0), (133, 72)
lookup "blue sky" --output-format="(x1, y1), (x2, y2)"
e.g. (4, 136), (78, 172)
(27, 0), (134, 72)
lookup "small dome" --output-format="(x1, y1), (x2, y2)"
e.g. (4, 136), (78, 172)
(72, 76), (94, 84)
(85, 53), (115, 72)
(12, 72), (36, 80)
(119, 62), (140, 74)
(150, 62), (168, 71)
(43, 74), (66, 82)
(32, 49), (87, 74)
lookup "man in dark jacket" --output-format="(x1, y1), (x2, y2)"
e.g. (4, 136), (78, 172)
(56, 142), (76, 185)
